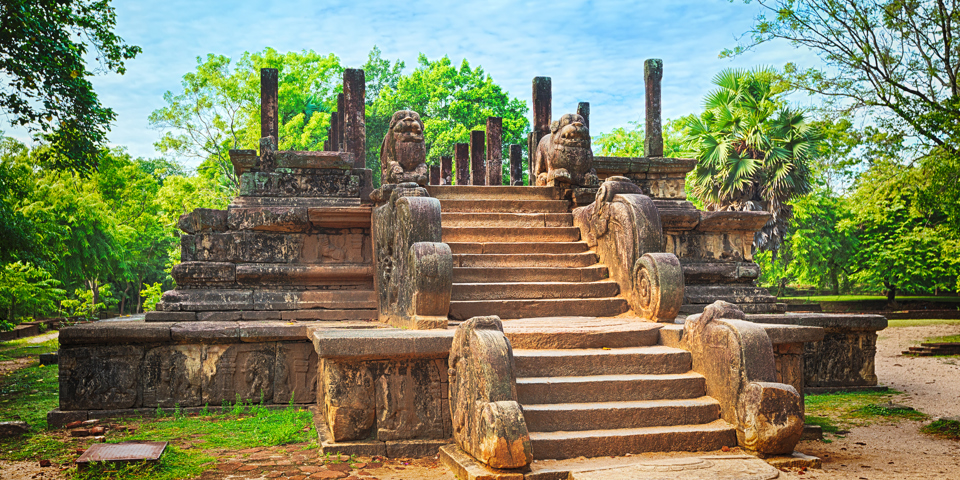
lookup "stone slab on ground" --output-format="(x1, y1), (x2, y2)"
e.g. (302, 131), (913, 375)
(502, 317), (662, 349)
(439, 444), (528, 480)
(568, 455), (780, 480)
(764, 451), (822, 469)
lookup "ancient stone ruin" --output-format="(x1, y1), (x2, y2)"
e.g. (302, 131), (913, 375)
(53, 59), (885, 478)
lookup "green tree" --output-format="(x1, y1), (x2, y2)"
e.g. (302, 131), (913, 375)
(0, 261), (64, 328)
(684, 67), (820, 253)
(149, 48), (342, 188)
(593, 118), (691, 158)
(0, 0), (141, 173)
(370, 54), (530, 184)
(725, 0), (960, 157)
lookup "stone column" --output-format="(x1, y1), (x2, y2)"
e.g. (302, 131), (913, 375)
(430, 165), (440, 185)
(510, 144), (523, 186)
(441, 155), (452, 185)
(486, 117), (502, 186)
(329, 110), (340, 152)
(531, 76), (551, 179)
(455, 143), (470, 185)
(336, 93), (345, 151)
(644, 59), (663, 158)
(343, 69), (366, 168)
(577, 102), (590, 129)
(260, 68), (279, 142)
(471, 130), (486, 186)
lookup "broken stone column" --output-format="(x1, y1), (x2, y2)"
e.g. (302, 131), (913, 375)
(470, 130), (485, 186)
(440, 155), (452, 185)
(644, 59), (663, 158)
(531, 76), (551, 181)
(430, 166), (440, 185)
(329, 109), (340, 152)
(336, 93), (345, 151)
(509, 144), (523, 186)
(485, 117), (502, 186)
(454, 143), (469, 185)
(577, 102), (590, 129)
(344, 69), (366, 168)
(261, 68), (279, 142)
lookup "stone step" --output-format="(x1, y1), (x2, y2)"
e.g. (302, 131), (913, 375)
(441, 212), (573, 228)
(515, 373), (705, 404)
(438, 199), (570, 213)
(453, 266), (608, 283)
(502, 319), (662, 349)
(451, 281), (619, 301)
(427, 185), (557, 200)
(522, 397), (721, 432)
(513, 346), (692, 377)
(442, 227), (580, 243)
(450, 297), (628, 320)
(528, 419), (737, 460)
(453, 252), (598, 268)
(447, 242), (590, 255)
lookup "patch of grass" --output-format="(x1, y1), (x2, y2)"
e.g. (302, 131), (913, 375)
(0, 337), (59, 361)
(780, 295), (960, 303)
(924, 334), (960, 343)
(888, 319), (960, 328)
(921, 419), (960, 440)
(0, 362), (59, 428)
(805, 390), (926, 434)
(73, 446), (213, 480)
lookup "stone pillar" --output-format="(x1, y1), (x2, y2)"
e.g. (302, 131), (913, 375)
(531, 77), (551, 180)
(470, 130), (485, 186)
(336, 93), (345, 151)
(329, 110), (340, 152)
(486, 117), (502, 186)
(455, 143), (470, 185)
(644, 59), (663, 158)
(577, 102), (590, 129)
(441, 155), (452, 185)
(430, 165), (440, 185)
(343, 69), (366, 168)
(260, 68), (279, 142)
(509, 144), (523, 186)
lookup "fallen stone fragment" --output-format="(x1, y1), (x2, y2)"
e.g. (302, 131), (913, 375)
(38, 459), (51, 467)
(90, 426), (105, 435)
(0, 421), (29, 437)
(69, 429), (91, 437)
(65, 421), (83, 429)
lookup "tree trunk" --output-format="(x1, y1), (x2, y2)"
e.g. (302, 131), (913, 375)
(87, 279), (100, 317)
(135, 275), (143, 313)
(884, 281), (897, 302)
(829, 266), (840, 295)
(119, 282), (131, 315)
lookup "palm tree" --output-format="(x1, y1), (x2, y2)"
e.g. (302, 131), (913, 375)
(684, 67), (820, 254)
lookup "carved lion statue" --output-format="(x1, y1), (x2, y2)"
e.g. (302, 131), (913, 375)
(380, 110), (428, 186)
(534, 113), (599, 187)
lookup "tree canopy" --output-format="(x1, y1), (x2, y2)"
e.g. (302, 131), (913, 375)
(0, 0), (140, 173)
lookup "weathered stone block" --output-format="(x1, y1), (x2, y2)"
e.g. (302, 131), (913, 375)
(145, 311), (197, 322)
(178, 208), (227, 234)
(202, 343), (276, 404)
(274, 342), (317, 404)
(60, 346), (143, 410)
(301, 232), (370, 264)
(375, 359), (445, 441)
(171, 262), (235, 286)
(171, 322), (239, 344)
(322, 360), (376, 442)
(160, 289), (254, 312)
(191, 233), (240, 262)
(235, 233), (304, 263)
(60, 321), (172, 345)
(227, 207), (309, 232)
(197, 311), (242, 321)
(140, 345), (203, 407)
(239, 171), (360, 198)
(665, 231), (754, 261)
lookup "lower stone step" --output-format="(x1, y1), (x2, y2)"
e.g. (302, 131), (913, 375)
(528, 419), (737, 460)
(513, 346), (691, 377)
(502, 319), (662, 349)
(515, 373), (705, 404)
(453, 266), (608, 283)
(522, 396), (721, 432)
(449, 297), (629, 320)
(437, 199), (570, 213)
(447, 242), (589, 255)
(451, 281), (619, 301)
(453, 252), (598, 268)
(442, 226), (580, 243)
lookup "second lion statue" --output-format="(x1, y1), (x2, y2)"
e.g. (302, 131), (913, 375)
(380, 110), (429, 186)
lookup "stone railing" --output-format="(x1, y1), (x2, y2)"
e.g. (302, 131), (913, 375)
(573, 176), (684, 321)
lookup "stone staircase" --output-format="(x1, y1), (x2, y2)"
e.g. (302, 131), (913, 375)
(502, 319), (738, 460)
(427, 186), (629, 321)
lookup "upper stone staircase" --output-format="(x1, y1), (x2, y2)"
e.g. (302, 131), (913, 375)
(427, 186), (629, 320)
(502, 319), (738, 460)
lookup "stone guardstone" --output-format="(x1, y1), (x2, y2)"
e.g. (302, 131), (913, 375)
(59, 346), (143, 411)
(321, 360), (376, 442)
(201, 343), (276, 404)
(569, 455), (779, 480)
(375, 359), (444, 441)
(274, 342), (318, 404)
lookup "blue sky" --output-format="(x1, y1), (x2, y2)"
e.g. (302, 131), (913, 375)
(9, 0), (822, 169)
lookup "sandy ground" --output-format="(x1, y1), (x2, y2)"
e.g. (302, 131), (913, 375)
(0, 330), (58, 375)
(3, 325), (960, 479)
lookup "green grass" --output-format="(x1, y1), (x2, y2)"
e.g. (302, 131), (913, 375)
(0, 337), (59, 361)
(73, 447), (214, 480)
(889, 319), (960, 327)
(0, 362), (59, 428)
(921, 419), (960, 440)
(923, 334), (960, 343)
(780, 295), (960, 303)
(804, 390), (927, 438)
